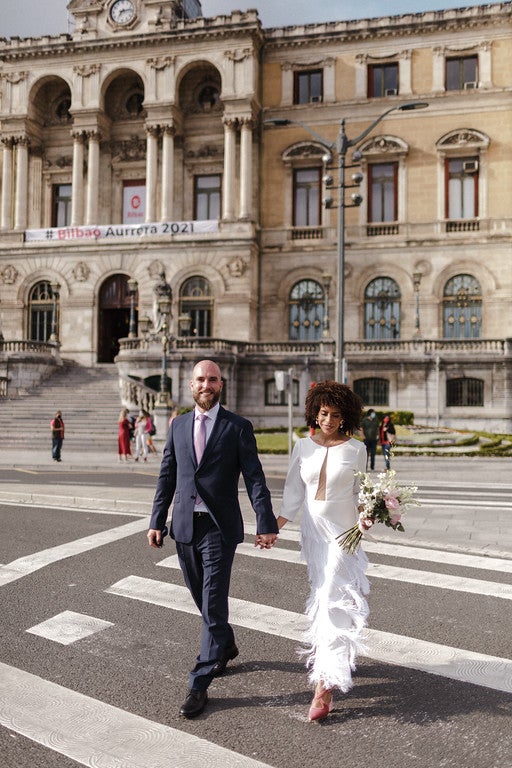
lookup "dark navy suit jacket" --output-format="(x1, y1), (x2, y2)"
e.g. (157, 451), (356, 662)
(149, 406), (278, 545)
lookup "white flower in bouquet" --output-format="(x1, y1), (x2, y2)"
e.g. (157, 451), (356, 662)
(336, 470), (420, 553)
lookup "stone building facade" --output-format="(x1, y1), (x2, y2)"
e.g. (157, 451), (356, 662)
(0, 0), (510, 430)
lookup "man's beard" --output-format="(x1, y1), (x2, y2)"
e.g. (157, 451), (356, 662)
(193, 390), (220, 411)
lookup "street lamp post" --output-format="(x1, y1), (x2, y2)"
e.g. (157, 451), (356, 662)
(127, 278), (138, 338)
(157, 295), (172, 404)
(413, 271), (422, 337)
(265, 101), (428, 383)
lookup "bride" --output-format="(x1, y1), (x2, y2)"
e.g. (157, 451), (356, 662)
(277, 380), (369, 722)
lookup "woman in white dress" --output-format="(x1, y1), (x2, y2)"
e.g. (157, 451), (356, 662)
(277, 381), (369, 722)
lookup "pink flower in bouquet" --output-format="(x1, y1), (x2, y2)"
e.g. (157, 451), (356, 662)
(358, 517), (374, 534)
(389, 514), (402, 526)
(384, 496), (400, 512)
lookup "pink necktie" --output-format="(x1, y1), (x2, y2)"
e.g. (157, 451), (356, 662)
(194, 413), (207, 464)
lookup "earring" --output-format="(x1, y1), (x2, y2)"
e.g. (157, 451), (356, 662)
(338, 423), (344, 433)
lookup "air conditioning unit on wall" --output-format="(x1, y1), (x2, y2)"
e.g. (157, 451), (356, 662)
(385, 88), (398, 96)
(463, 160), (479, 173)
(464, 81), (478, 89)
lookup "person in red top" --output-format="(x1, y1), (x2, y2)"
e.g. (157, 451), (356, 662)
(50, 410), (65, 462)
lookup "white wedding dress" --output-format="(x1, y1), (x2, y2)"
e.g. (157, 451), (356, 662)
(280, 436), (370, 692)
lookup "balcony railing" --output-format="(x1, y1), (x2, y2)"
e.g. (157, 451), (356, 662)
(118, 336), (508, 358)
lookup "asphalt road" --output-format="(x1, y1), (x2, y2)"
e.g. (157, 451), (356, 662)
(1, 463), (512, 768)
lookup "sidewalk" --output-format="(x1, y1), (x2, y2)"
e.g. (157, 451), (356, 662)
(0, 446), (511, 559)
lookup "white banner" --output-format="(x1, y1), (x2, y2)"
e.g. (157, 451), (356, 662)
(24, 220), (219, 242)
(123, 183), (146, 224)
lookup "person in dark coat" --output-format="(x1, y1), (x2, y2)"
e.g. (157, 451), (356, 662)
(361, 408), (378, 470)
(147, 359), (278, 718)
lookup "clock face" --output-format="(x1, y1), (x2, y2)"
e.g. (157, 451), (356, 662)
(110, 0), (136, 25)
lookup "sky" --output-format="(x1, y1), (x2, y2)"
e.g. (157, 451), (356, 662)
(1, 0), (480, 39)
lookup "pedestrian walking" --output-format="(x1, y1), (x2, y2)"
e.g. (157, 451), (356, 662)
(379, 414), (396, 470)
(276, 380), (369, 722)
(50, 410), (65, 462)
(134, 409), (149, 462)
(117, 408), (132, 461)
(361, 408), (378, 470)
(147, 359), (278, 718)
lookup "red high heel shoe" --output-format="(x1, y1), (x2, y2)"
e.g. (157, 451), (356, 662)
(308, 688), (333, 722)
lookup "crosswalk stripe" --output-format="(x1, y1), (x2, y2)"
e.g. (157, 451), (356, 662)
(0, 661), (273, 768)
(243, 522), (512, 574)
(157, 544), (512, 601)
(0, 518), (148, 587)
(105, 576), (512, 694)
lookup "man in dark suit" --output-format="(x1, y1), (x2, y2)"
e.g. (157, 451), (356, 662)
(148, 359), (278, 718)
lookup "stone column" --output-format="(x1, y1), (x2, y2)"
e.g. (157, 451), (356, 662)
(71, 131), (85, 225)
(145, 125), (159, 223)
(239, 118), (253, 220)
(1, 138), (14, 229)
(14, 137), (29, 230)
(85, 131), (101, 225)
(222, 118), (237, 221)
(160, 125), (175, 222)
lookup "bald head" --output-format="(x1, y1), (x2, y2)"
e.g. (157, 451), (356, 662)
(190, 359), (223, 411)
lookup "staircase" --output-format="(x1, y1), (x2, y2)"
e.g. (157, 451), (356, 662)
(0, 363), (123, 451)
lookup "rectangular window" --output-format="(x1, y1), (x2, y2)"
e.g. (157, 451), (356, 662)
(293, 70), (323, 104)
(368, 63), (399, 97)
(446, 158), (478, 219)
(52, 184), (72, 227)
(293, 168), (321, 227)
(194, 174), (221, 220)
(446, 378), (484, 407)
(368, 163), (398, 222)
(446, 55), (478, 90)
(123, 180), (146, 224)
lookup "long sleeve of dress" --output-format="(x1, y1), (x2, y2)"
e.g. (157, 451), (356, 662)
(280, 440), (305, 522)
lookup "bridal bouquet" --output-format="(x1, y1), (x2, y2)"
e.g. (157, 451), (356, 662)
(336, 469), (419, 553)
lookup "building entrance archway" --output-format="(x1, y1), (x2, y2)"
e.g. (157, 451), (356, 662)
(98, 274), (135, 363)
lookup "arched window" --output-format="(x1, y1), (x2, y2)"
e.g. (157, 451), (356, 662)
(442, 274), (482, 339)
(179, 276), (213, 337)
(354, 377), (389, 406)
(364, 277), (401, 339)
(289, 279), (324, 341)
(28, 281), (56, 342)
(446, 378), (484, 406)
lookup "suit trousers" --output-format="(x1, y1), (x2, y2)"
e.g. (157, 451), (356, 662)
(175, 513), (237, 691)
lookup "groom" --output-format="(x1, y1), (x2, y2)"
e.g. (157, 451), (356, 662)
(147, 359), (278, 717)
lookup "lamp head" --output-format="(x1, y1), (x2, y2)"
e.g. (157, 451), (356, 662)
(398, 102), (429, 111)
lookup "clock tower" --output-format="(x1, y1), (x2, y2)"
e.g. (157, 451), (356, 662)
(67, 0), (203, 37)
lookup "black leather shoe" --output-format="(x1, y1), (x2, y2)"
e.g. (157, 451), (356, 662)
(212, 643), (239, 676)
(179, 689), (208, 718)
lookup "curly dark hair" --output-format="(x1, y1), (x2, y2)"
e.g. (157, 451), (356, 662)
(305, 380), (363, 435)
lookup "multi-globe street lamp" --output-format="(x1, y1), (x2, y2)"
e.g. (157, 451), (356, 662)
(266, 101), (428, 383)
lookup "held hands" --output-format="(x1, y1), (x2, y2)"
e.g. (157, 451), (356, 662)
(254, 533), (278, 550)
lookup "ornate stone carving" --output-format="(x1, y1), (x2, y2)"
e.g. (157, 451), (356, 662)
(147, 56), (175, 70)
(73, 262), (90, 282)
(110, 136), (146, 162)
(1, 265), (19, 284)
(224, 48), (252, 62)
(227, 257), (247, 277)
(73, 64), (101, 77)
